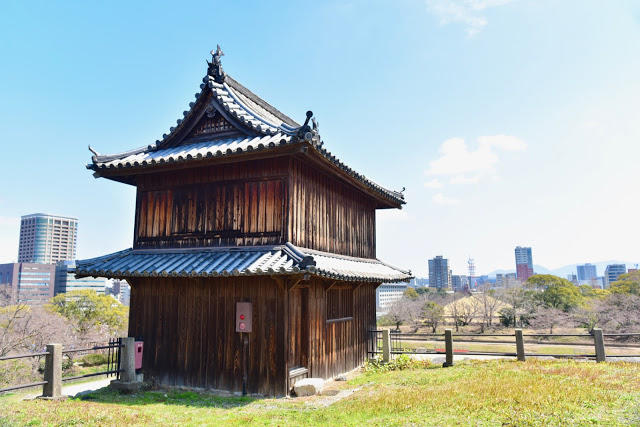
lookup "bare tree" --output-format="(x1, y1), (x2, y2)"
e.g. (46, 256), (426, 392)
(530, 306), (573, 334)
(386, 299), (408, 331)
(448, 293), (472, 332)
(0, 290), (40, 358)
(472, 285), (502, 331)
(421, 300), (444, 333)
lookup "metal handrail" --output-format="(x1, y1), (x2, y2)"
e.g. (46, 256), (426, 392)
(62, 344), (121, 355)
(0, 381), (48, 394)
(0, 352), (49, 361)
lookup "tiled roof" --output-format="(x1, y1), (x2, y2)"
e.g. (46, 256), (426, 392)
(74, 243), (412, 283)
(88, 50), (405, 206)
(92, 134), (292, 169)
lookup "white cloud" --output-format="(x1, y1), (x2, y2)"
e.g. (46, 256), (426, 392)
(433, 193), (460, 205)
(478, 134), (527, 151)
(426, 135), (526, 180)
(426, 0), (514, 36)
(424, 178), (444, 189)
(450, 174), (481, 184)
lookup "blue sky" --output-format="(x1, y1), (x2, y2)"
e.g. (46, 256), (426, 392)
(1, 0), (639, 277)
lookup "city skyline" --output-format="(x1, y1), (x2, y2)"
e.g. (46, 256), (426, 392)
(0, 1), (639, 278)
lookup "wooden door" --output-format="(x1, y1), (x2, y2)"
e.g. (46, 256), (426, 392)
(288, 287), (309, 370)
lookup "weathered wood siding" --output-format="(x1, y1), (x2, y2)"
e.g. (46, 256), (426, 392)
(128, 276), (287, 396)
(288, 158), (376, 258)
(127, 275), (376, 395)
(133, 155), (378, 258)
(303, 279), (377, 379)
(134, 158), (289, 248)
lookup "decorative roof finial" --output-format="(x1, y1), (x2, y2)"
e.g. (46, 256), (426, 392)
(297, 111), (321, 144)
(207, 44), (226, 83)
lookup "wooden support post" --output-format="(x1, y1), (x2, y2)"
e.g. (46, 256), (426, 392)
(515, 329), (526, 361)
(444, 329), (453, 367)
(42, 343), (62, 399)
(382, 329), (391, 363)
(593, 328), (606, 362)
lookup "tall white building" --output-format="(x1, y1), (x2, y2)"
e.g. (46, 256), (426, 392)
(18, 213), (78, 264)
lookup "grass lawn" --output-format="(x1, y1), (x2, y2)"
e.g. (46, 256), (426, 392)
(1, 359), (639, 426)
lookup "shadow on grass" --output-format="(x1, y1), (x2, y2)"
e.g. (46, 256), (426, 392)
(76, 387), (257, 409)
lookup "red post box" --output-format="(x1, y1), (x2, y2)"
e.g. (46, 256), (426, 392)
(134, 341), (143, 370)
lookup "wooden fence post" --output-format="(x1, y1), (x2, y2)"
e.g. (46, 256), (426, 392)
(444, 329), (453, 367)
(42, 343), (62, 399)
(515, 329), (526, 361)
(382, 329), (391, 363)
(593, 328), (606, 362)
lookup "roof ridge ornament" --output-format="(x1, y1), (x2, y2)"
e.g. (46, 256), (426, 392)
(296, 111), (321, 145)
(207, 45), (226, 83)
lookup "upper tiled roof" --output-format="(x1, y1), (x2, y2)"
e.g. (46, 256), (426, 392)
(74, 243), (412, 283)
(88, 47), (405, 207)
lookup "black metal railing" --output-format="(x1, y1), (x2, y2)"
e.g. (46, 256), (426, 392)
(60, 338), (122, 382)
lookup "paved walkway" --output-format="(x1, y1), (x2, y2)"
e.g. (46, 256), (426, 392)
(25, 376), (112, 400)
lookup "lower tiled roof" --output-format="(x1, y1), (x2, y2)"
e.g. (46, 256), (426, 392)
(74, 243), (412, 283)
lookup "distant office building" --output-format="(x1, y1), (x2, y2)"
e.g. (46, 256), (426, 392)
(18, 213), (78, 264)
(590, 277), (604, 289)
(111, 279), (131, 306)
(376, 282), (408, 311)
(119, 281), (131, 306)
(514, 246), (534, 282)
(409, 278), (429, 288)
(451, 275), (469, 292)
(428, 256), (451, 289)
(566, 274), (578, 285)
(604, 264), (626, 288)
(577, 263), (597, 284)
(55, 261), (107, 295)
(0, 262), (55, 305)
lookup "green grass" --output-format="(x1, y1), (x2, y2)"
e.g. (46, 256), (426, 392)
(1, 360), (639, 426)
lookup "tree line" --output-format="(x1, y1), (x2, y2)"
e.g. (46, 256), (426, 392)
(381, 271), (640, 334)
(0, 289), (128, 388)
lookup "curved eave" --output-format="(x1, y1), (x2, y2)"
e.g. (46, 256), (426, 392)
(88, 139), (404, 208)
(74, 245), (413, 284)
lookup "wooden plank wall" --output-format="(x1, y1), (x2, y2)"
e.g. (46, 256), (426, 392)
(128, 276), (287, 396)
(134, 158), (289, 249)
(303, 278), (377, 379)
(288, 158), (377, 258)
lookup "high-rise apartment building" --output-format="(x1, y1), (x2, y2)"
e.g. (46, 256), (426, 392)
(577, 263), (597, 284)
(18, 213), (78, 264)
(428, 256), (451, 289)
(0, 262), (56, 305)
(514, 246), (534, 282)
(604, 264), (626, 289)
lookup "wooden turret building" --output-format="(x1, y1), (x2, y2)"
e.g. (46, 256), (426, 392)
(77, 47), (411, 396)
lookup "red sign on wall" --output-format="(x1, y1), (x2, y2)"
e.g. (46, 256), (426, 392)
(236, 302), (252, 333)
